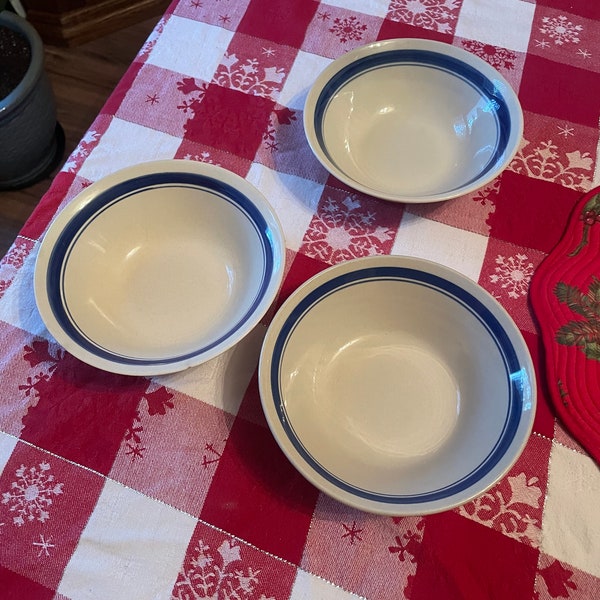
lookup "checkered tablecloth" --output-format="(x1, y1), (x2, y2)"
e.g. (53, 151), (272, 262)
(1, 1), (600, 598)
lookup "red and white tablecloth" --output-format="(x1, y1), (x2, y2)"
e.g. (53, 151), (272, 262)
(1, 1), (600, 598)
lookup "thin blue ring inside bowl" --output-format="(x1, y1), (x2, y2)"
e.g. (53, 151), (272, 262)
(270, 266), (527, 504)
(46, 172), (276, 366)
(313, 49), (512, 194)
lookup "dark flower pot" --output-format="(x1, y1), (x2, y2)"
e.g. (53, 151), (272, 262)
(0, 11), (64, 190)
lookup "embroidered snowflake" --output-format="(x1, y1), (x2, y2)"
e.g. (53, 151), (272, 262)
(510, 138), (593, 192)
(301, 196), (395, 264)
(461, 40), (516, 71)
(489, 254), (534, 300)
(459, 473), (542, 545)
(213, 53), (286, 99)
(388, 0), (460, 34)
(329, 15), (368, 43)
(1, 462), (64, 527)
(172, 539), (274, 600)
(539, 15), (582, 46)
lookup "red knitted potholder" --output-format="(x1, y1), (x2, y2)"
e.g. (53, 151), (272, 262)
(530, 186), (600, 464)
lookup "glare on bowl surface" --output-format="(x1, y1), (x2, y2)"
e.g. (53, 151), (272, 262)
(304, 39), (523, 203)
(34, 160), (285, 376)
(259, 256), (536, 515)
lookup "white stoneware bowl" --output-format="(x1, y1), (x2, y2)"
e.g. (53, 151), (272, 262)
(304, 39), (523, 203)
(259, 256), (536, 515)
(34, 160), (285, 376)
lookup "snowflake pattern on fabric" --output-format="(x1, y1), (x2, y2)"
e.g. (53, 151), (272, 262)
(301, 195), (396, 264)
(539, 15), (583, 46)
(172, 538), (274, 600)
(461, 40), (516, 70)
(489, 254), (534, 299)
(1, 462), (64, 527)
(387, 0), (461, 34)
(458, 473), (542, 546)
(329, 15), (368, 43)
(213, 53), (286, 99)
(510, 138), (593, 192)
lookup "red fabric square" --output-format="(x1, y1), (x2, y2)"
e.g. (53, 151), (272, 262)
(200, 416), (319, 564)
(299, 185), (403, 266)
(486, 171), (581, 253)
(175, 139), (252, 176)
(410, 512), (539, 600)
(519, 55), (600, 127)
(182, 83), (274, 159)
(237, 0), (319, 48)
(19, 345), (147, 475)
(172, 520), (298, 599)
(521, 330), (557, 438)
(377, 17), (453, 43)
(0, 442), (104, 589)
(534, 1), (600, 20)
(0, 567), (55, 600)
(302, 8), (383, 59)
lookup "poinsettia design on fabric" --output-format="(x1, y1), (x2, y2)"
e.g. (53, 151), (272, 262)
(461, 40), (516, 71)
(329, 15), (368, 43)
(1, 462), (64, 527)
(539, 15), (583, 46)
(387, 0), (461, 35)
(172, 538), (274, 600)
(262, 107), (297, 152)
(301, 195), (396, 264)
(536, 559), (578, 599)
(458, 473), (542, 545)
(489, 253), (534, 300)
(0, 237), (35, 299)
(510, 138), (593, 192)
(177, 77), (209, 115)
(213, 53), (286, 99)
(122, 385), (175, 462)
(19, 339), (64, 403)
(388, 517), (426, 598)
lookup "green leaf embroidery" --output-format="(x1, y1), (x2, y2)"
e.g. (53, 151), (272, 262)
(554, 278), (600, 361)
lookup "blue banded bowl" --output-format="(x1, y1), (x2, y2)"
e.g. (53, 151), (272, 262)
(304, 39), (523, 203)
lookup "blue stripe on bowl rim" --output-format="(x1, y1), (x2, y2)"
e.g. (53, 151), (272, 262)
(313, 49), (511, 193)
(46, 171), (276, 367)
(269, 265), (524, 505)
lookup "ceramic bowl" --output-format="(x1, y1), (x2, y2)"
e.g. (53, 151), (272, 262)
(304, 39), (523, 203)
(259, 256), (536, 515)
(34, 160), (285, 376)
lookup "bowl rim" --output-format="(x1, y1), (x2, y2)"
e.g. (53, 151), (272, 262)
(258, 255), (536, 515)
(303, 38), (524, 204)
(33, 159), (286, 376)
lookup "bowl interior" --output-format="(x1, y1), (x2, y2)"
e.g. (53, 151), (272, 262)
(62, 185), (265, 360)
(306, 42), (522, 203)
(260, 259), (535, 513)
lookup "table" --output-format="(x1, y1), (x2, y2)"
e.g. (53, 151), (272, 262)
(1, 1), (600, 598)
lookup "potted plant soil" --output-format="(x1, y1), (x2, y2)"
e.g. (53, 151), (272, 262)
(0, 3), (64, 190)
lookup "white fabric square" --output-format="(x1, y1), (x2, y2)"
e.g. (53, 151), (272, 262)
(146, 15), (234, 82)
(77, 118), (181, 182)
(153, 323), (266, 415)
(247, 164), (324, 251)
(0, 432), (18, 477)
(455, 0), (535, 53)
(58, 479), (197, 600)
(321, 0), (390, 18)
(391, 213), (488, 282)
(290, 569), (364, 600)
(278, 50), (332, 110)
(541, 443), (600, 578)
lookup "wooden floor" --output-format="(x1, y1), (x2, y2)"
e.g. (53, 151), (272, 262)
(0, 16), (161, 258)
